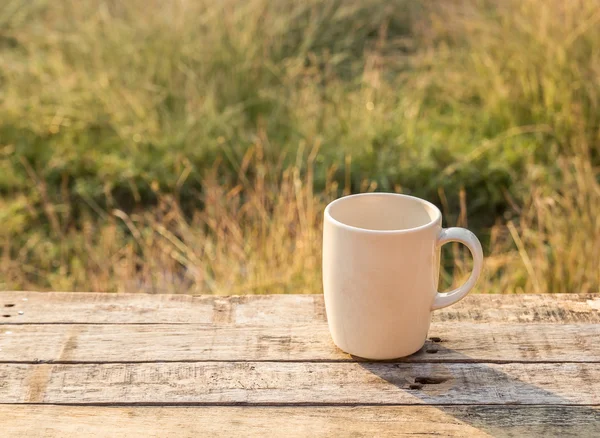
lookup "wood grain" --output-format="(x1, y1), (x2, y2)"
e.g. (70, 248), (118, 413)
(3, 405), (599, 438)
(1, 292), (599, 324)
(0, 323), (598, 363)
(2, 362), (599, 405)
(1, 292), (599, 435)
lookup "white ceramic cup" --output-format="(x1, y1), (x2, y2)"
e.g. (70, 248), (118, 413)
(322, 193), (483, 360)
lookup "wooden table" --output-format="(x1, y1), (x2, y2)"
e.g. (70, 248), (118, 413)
(2, 292), (600, 437)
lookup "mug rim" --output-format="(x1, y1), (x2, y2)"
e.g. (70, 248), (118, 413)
(324, 192), (442, 234)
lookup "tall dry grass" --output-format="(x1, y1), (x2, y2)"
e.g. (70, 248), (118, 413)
(1, 0), (599, 294)
(3, 147), (598, 294)
(2, 144), (330, 293)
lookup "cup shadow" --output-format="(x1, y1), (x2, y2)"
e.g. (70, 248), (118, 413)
(354, 338), (600, 437)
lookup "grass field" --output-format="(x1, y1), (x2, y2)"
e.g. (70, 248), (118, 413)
(1, 0), (599, 294)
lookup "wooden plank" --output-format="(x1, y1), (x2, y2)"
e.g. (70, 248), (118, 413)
(2, 362), (599, 405)
(0, 323), (598, 363)
(3, 405), (600, 438)
(0, 293), (319, 325)
(1, 292), (600, 324)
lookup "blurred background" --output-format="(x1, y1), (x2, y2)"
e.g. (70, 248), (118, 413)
(1, 0), (599, 294)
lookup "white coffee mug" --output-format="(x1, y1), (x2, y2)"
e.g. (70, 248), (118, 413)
(322, 193), (483, 359)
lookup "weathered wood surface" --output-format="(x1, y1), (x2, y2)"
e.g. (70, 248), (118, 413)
(2, 292), (600, 324)
(1, 292), (600, 437)
(2, 362), (600, 405)
(0, 323), (598, 363)
(4, 405), (600, 438)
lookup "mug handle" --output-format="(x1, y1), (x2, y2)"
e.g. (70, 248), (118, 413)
(432, 227), (484, 310)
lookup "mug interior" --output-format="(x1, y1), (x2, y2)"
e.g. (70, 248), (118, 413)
(326, 193), (440, 231)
